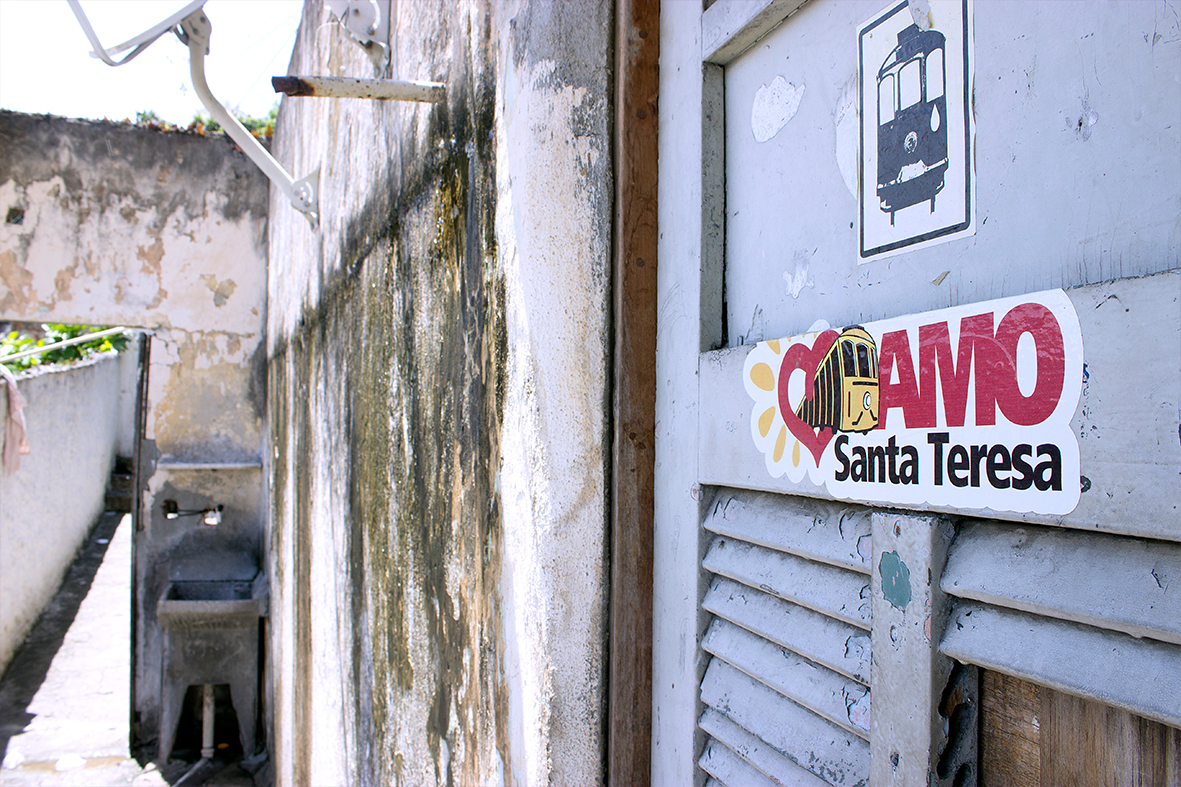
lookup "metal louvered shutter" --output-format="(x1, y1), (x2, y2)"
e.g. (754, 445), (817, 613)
(939, 520), (1181, 729)
(697, 490), (873, 787)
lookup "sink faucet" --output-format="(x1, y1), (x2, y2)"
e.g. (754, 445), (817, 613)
(162, 500), (224, 527)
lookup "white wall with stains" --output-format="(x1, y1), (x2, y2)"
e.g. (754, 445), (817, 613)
(0, 354), (122, 675)
(0, 111), (269, 749)
(0, 112), (268, 463)
(495, 33), (612, 787)
(265, 1), (611, 783)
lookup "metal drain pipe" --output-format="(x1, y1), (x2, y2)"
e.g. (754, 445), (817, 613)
(173, 685), (215, 786)
(0, 327), (129, 366)
(201, 684), (215, 760)
(272, 75), (445, 103)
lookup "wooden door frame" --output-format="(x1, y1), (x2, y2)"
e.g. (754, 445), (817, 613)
(608, 0), (659, 783)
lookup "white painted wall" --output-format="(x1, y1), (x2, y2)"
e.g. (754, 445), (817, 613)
(720, 0), (1181, 346)
(0, 353), (121, 674)
(495, 7), (612, 785)
(266, 1), (611, 783)
(652, 3), (715, 782)
(115, 347), (139, 458)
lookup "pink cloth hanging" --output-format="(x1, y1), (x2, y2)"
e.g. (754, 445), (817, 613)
(1, 364), (31, 476)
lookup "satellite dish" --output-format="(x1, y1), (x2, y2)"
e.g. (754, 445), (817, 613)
(67, 0), (208, 66)
(66, 0), (320, 225)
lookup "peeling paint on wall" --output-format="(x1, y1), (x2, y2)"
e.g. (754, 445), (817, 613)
(782, 253), (815, 299)
(834, 75), (859, 200)
(0, 112), (266, 332)
(751, 76), (805, 143)
(879, 551), (912, 611)
(0, 111), (269, 751)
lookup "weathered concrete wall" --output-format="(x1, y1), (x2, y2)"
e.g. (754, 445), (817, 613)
(0, 354), (121, 674)
(0, 111), (269, 750)
(0, 112), (267, 462)
(266, 1), (611, 784)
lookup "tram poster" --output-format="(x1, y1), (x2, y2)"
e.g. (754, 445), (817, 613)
(858, 0), (975, 260)
(742, 290), (1083, 516)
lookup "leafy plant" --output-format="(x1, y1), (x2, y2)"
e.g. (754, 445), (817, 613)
(188, 105), (278, 140)
(133, 109), (180, 133)
(130, 105), (279, 141)
(0, 324), (128, 373)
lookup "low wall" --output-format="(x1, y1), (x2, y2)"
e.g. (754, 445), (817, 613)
(0, 352), (124, 674)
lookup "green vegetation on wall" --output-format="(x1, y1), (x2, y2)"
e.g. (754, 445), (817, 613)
(0, 324), (129, 372)
(133, 106), (278, 141)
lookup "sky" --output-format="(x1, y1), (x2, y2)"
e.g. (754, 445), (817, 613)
(0, 0), (304, 125)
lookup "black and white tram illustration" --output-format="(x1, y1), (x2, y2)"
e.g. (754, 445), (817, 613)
(876, 24), (948, 225)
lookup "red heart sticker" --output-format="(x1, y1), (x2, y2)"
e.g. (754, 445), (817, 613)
(777, 330), (839, 467)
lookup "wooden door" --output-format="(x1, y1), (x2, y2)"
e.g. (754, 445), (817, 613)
(980, 670), (1181, 787)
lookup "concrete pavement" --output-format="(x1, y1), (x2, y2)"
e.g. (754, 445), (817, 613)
(0, 514), (257, 787)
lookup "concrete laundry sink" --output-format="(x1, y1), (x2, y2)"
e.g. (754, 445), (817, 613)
(157, 563), (267, 761)
(157, 577), (267, 630)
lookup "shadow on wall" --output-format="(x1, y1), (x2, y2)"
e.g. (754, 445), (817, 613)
(0, 352), (135, 676)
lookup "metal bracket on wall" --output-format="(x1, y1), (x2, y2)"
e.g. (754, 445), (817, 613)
(178, 10), (319, 225)
(324, 0), (392, 68)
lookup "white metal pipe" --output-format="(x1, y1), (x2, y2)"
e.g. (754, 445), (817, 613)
(180, 10), (318, 221)
(272, 76), (445, 103)
(1, 327), (129, 365)
(201, 684), (215, 759)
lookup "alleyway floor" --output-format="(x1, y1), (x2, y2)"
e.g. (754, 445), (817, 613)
(0, 514), (256, 787)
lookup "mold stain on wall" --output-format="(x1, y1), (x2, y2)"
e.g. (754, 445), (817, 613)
(268, 40), (508, 786)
